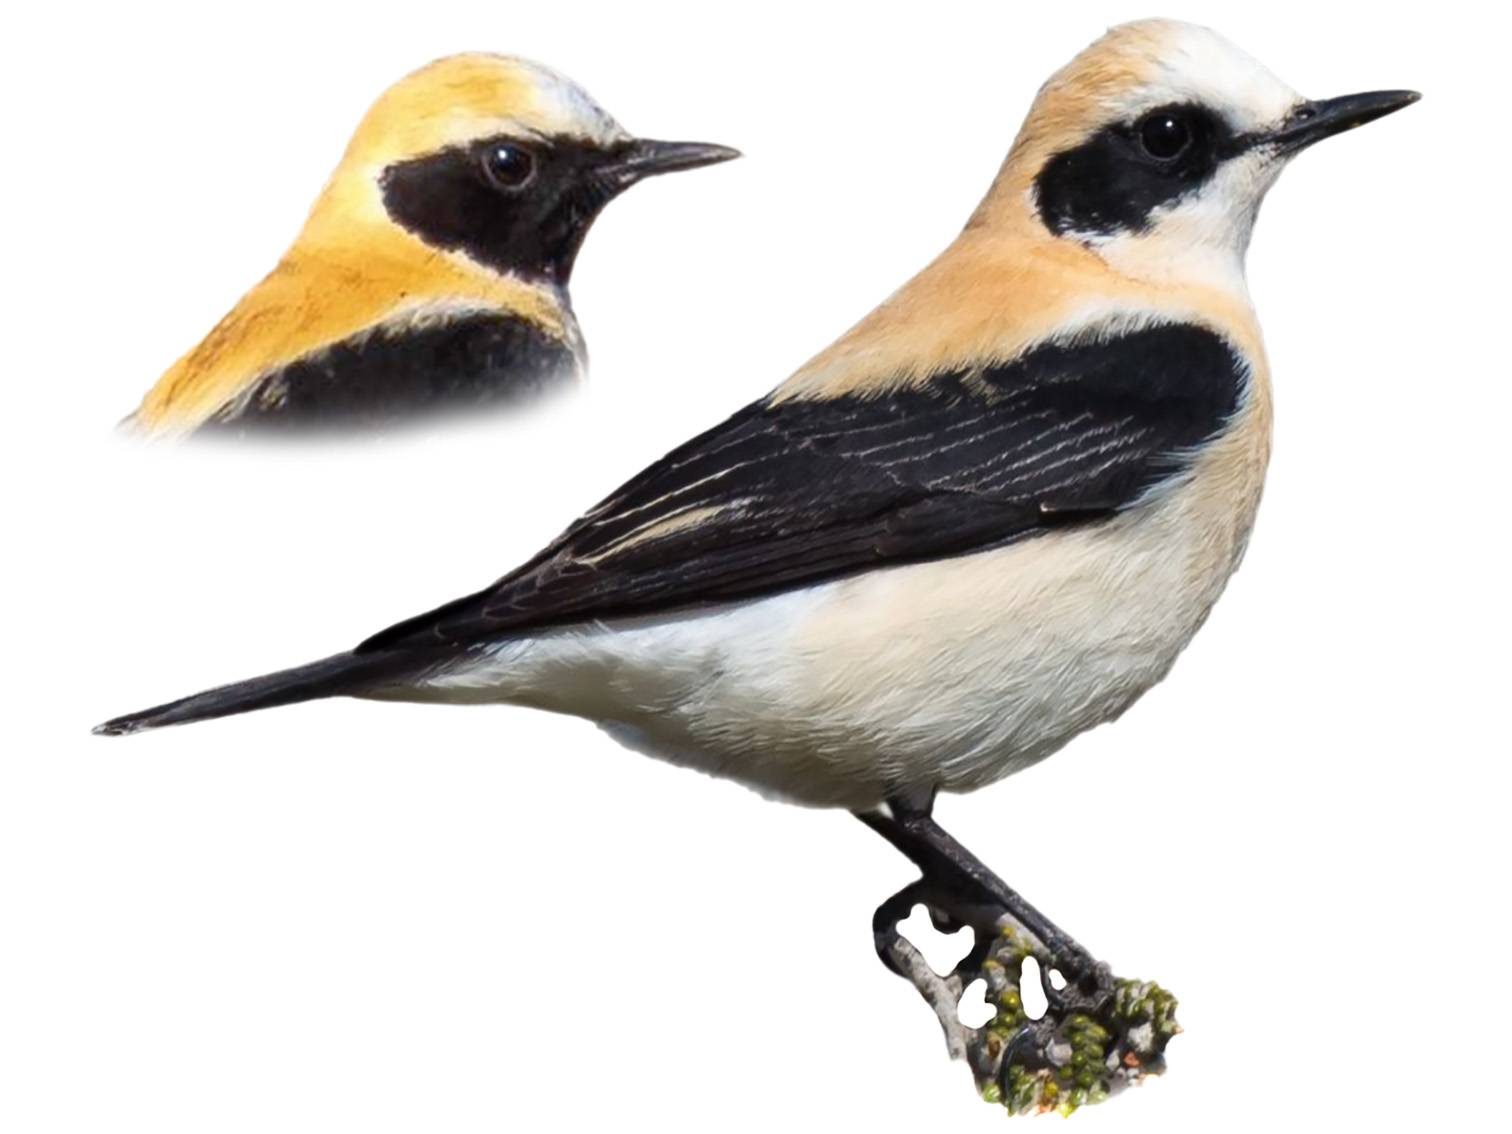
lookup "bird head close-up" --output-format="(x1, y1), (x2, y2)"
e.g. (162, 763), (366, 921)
(125, 52), (739, 439)
(783, 19), (1417, 403)
(979, 20), (1418, 286)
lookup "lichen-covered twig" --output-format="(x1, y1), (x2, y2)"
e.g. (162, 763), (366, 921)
(876, 902), (1180, 1116)
(884, 933), (971, 1060)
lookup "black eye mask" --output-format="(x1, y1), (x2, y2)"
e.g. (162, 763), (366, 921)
(1033, 104), (1236, 239)
(379, 136), (634, 285)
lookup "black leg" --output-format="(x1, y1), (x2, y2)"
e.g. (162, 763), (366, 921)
(857, 795), (1101, 992)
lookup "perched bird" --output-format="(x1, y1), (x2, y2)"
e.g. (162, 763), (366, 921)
(99, 22), (1417, 976)
(125, 54), (738, 437)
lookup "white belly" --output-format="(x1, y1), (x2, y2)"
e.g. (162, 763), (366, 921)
(398, 444), (1264, 809)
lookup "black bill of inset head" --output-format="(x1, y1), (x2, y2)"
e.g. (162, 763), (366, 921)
(1267, 89), (1421, 154)
(597, 139), (743, 183)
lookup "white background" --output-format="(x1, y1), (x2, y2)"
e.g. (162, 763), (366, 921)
(3, 1), (1507, 1130)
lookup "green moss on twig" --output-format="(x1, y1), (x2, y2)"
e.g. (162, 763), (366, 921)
(974, 925), (1179, 1116)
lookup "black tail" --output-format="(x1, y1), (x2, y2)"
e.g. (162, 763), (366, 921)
(92, 650), (415, 736)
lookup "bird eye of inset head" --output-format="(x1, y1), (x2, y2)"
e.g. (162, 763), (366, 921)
(1137, 112), (1193, 160)
(481, 143), (536, 191)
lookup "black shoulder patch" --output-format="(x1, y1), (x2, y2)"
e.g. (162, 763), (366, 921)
(1035, 104), (1236, 239)
(359, 321), (1248, 651)
(201, 311), (576, 433)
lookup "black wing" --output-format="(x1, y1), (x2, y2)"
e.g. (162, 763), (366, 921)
(360, 322), (1245, 651)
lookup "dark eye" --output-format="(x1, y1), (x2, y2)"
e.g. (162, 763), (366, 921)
(1138, 112), (1192, 160)
(481, 143), (536, 190)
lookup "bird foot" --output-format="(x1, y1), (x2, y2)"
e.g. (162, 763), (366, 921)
(872, 879), (1180, 1116)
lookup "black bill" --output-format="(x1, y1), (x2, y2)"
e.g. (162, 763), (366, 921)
(600, 139), (743, 181)
(1267, 89), (1421, 154)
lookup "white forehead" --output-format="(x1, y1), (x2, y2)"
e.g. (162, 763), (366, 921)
(1108, 21), (1301, 132)
(505, 56), (629, 145)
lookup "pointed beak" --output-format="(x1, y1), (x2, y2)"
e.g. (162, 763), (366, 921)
(1264, 89), (1421, 155)
(599, 139), (742, 183)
